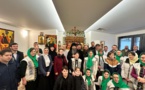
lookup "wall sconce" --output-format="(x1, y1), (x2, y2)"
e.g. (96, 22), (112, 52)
(21, 29), (28, 38)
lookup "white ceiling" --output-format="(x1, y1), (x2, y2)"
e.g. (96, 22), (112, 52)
(0, 0), (145, 34)
(53, 0), (121, 31)
(0, 0), (64, 31)
(85, 0), (145, 34)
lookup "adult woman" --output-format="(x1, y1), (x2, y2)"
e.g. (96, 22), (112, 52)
(97, 69), (110, 90)
(49, 45), (57, 89)
(54, 49), (68, 79)
(121, 51), (139, 90)
(19, 48), (39, 90)
(49, 45), (57, 61)
(38, 47), (53, 90)
(115, 50), (126, 65)
(107, 73), (129, 90)
(95, 49), (107, 78)
(84, 50), (97, 78)
(131, 53), (145, 90)
(83, 69), (96, 90)
(104, 52), (121, 76)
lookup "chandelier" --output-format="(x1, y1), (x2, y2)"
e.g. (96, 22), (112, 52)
(66, 27), (84, 37)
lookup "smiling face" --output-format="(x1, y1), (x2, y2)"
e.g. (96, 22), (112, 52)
(128, 53), (135, 60)
(74, 53), (79, 59)
(0, 52), (12, 63)
(44, 48), (49, 55)
(89, 51), (93, 57)
(75, 68), (81, 76)
(113, 74), (119, 83)
(99, 50), (103, 55)
(116, 51), (121, 56)
(30, 49), (36, 56)
(86, 70), (91, 76)
(84, 45), (89, 50)
(50, 47), (55, 51)
(11, 44), (18, 51)
(104, 72), (109, 79)
(59, 49), (64, 55)
(112, 45), (117, 51)
(109, 53), (115, 59)
(141, 54), (145, 63)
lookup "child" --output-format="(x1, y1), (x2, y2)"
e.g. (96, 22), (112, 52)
(97, 69), (110, 90)
(107, 73), (129, 90)
(83, 69), (96, 90)
(74, 67), (86, 90)
(53, 66), (74, 90)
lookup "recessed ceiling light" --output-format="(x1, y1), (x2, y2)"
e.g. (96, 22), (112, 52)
(97, 28), (104, 31)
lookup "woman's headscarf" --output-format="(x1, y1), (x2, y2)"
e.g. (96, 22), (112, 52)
(27, 48), (38, 68)
(101, 70), (110, 90)
(112, 73), (129, 88)
(98, 51), (104, 56)
(86, 51), (94, 69)
(139, 52), (145, 66)
(115, 51), (122, 62)
(85, 69), (92, 86)
(129, 53), (138, 65)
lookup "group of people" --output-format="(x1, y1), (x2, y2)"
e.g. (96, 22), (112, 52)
(0, 41), (144, 90)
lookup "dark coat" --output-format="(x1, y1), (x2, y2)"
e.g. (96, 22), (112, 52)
(12, 51), (24, 67)
(54, 55), (68, 75)
(53, 74), (74, 90)
(73, 76), (86, 90)
(121, 49), (130, 56)
(39, 48), (43, 54)
(38, 55), (53, 76)
(89, 47), (95, 55)
(134, 50), (141, 56)
(104, 59), (121, 75)
(83, 50), (89, 57)
(0, 60), (18, 90)
(49, 51), (57, 61)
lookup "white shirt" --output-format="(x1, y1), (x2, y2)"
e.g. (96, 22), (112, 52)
(96, 50), (98, 55)
(104, 51), (108, 56)
(13, 53), (17, 60)
(43, 54), (50, 67)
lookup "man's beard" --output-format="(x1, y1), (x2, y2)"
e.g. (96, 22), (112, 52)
(72, 49), (77, 54)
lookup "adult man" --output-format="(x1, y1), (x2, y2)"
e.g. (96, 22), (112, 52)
(61, 44), (69, 62)
(34, 42), (43, 54)
(94, 44), (101, 55)
(89, 41), (95, 52)
(0, 49), (19, 90)
(133, 45), (141, 56)
(122, 46), (130, 56)
(83, 45), (89, 57)
(104, 46), (109, 56)
(9, 43), (24, 67)
(110, 45), (118, 54)
(76, 44), (84, 61)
